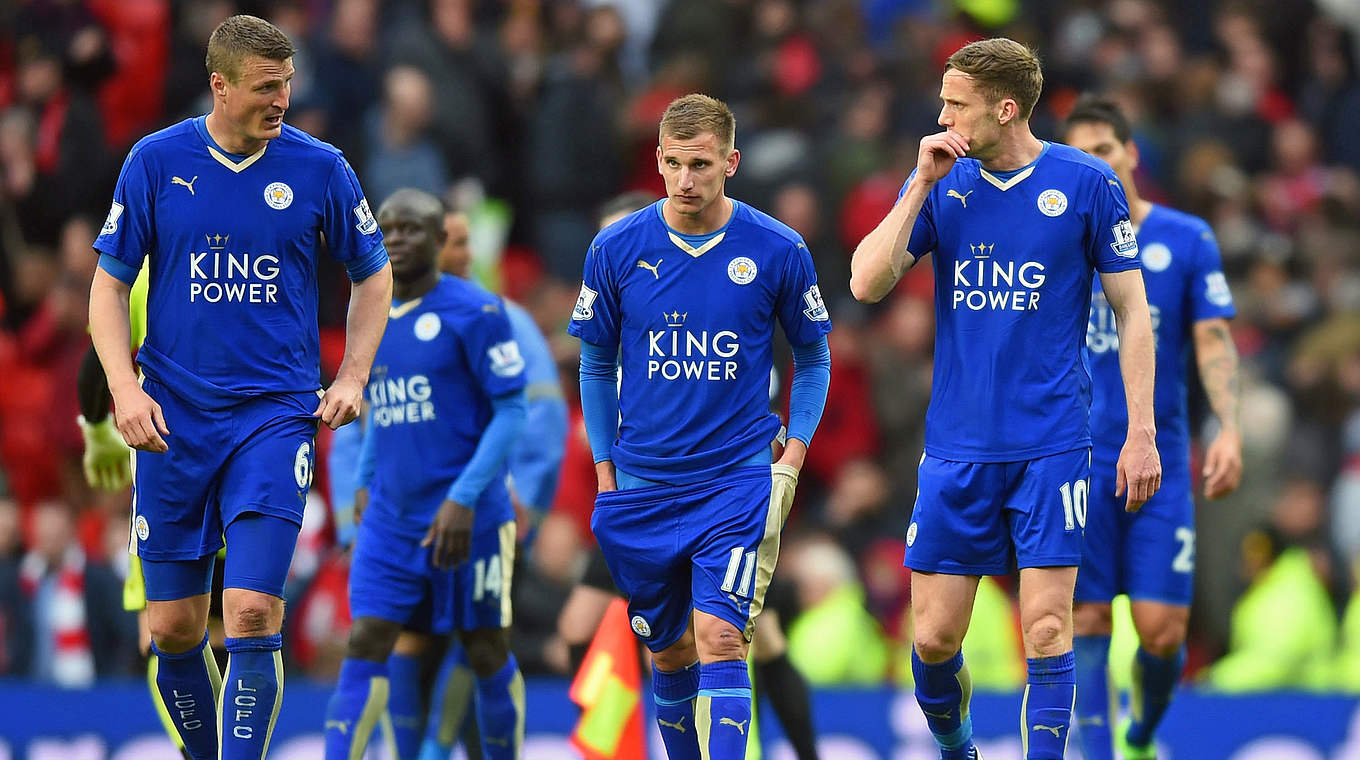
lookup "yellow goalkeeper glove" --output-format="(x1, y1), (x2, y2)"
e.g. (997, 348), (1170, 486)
(78, 415), (132, 491)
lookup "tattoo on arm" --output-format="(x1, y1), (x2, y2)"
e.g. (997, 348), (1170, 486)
(1198, 322), (1241, 428)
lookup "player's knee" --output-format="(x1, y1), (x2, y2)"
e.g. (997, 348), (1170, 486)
(347, 617), (400, 662)
(1073, 603), (1113, 636)
(461, 628), (510, 678)
(652, 630), (699, 672)
(228, 603), (273, 638)
(913, 629), (964, 664)
(1137, 618), (1188, 657)
(1023, 613), (1067, 656)
(149, 614), (207, 654)
(695, 619), (747, 662)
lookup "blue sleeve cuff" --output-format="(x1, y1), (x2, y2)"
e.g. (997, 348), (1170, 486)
(346, 243), (390, 281)
(578, 341), (619, 463)
(787, 337), (831, 446)
(98, 254), (140, 286)
(447, 390), (528, 506)
(356, 415), (377, 488)
(579, 340), (618, 381)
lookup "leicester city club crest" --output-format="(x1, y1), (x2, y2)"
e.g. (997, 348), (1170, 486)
(727, 257), (757, 285)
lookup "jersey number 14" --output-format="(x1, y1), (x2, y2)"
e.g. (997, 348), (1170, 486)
(472, 554), (504, 602)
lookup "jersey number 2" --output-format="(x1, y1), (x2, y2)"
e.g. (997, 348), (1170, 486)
(1172, 527), (1195, 573)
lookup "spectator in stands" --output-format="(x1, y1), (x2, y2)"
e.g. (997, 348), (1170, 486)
(18, 500), (135, 684)
(1204, 523), (1337, 691)
(362, 65), (449, 203)
(785, 533), (889, 685)
(390, 0), (511, 193)
(0, 498), (32, 676)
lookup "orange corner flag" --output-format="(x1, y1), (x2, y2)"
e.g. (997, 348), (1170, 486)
(570, 598), (647, 759)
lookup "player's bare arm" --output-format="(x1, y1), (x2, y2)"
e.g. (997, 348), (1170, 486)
(776, 437), (808, 471)
(594, 460), (617, 493)
(317, 261), (393, 429)
(849, 131), (969, 303)
(1194, 317), (1243, 499)
(89, 268), (169, 452)
(352, 486), (368, 525)
(1099, 267), (1161, 511)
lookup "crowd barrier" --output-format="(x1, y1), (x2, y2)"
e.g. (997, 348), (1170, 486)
(2, 679), (1359, 759)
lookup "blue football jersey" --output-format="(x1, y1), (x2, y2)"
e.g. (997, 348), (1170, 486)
(505, 300), (559, 393)
(568, 200), (832, 484)
(904, 142), (1140, 462)
(366, 275), (526, 537)
(1087, 204), (1236, 464)
(504, 300), (568, 510)
(94, 116), (386, 404)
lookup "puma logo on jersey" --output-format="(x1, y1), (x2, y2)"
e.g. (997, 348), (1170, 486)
(636, 258), (662, 279)
(1032, 724), (1063, 737)
(172, 176), (198, 195)
(922, 708), (953, 720)
(719, 717), (748, 735)
(947, 189), (973, 207)
(324, 719), (350, 735)
(484, 736), (510, 747)
(658, 716), (687, 733)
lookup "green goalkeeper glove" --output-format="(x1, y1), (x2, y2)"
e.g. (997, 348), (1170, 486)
(78, 415), (132, 491)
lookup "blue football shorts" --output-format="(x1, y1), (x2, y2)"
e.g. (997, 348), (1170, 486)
(140, 514), (297, 601)
(591, 464), (799, 652)
(905, 447), (1091, 575)
(1075, 450), (1195, 606)
(131, 377), (319, 599)
(349, 510), (517, 634)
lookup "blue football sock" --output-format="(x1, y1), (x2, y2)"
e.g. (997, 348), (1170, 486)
(386, 652), (425, 760)
(1127, 646), (1184, 747)
(1073, 635), (1114, 760)
(653, 660), (702, 760)
(324, 657), (389, 760)
(474, 654), (524, 760)
(912, 649), (975, 760)
(420, 645), (475, 760)
(698, 659), (753, 760)
(1023, 651), (1076, 760)
(220, 634), (284, 760)
(150, 633), (221, 760)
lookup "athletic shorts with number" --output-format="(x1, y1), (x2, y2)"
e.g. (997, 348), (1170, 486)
(904, 448), (1090, 575)
(591, 464), (798, 652)
(349, 513), (516, 634)
(130, 377), (318, 572)
(1075, 450), (1194, 606)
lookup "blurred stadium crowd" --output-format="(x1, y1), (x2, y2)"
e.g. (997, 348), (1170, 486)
(1, 0), (1359, 695)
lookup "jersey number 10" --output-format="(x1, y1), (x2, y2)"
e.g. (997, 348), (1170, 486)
(1059, 480), (1089, 531)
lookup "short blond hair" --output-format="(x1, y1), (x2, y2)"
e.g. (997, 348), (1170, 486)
(945, 38), (1044, 120)
(206, 15), (295, 84)
(658, 94), (736, 152)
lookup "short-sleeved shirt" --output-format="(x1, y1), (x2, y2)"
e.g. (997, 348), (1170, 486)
(366, 275), (526, 537)
(1088, 204), (1236, 465)
(93, 116), (387, 406)
(568, 199), (832, 484)
(903, 142), (1140, 462)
